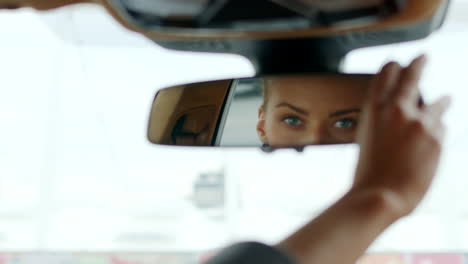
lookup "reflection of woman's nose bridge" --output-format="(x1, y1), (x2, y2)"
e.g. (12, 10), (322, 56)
(303, 120), (323, 145)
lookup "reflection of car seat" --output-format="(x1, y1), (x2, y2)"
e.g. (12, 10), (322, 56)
(171, 106), (217, 145)
(148, 80), (231, 146)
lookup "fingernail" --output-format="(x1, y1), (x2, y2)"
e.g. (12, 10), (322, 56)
(415, 54), (428, 67)
(437, 97), (452, 114)
(381, 61), (400, 74)
(442, 96), (452, 107)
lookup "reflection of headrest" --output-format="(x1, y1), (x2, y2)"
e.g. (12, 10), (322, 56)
(170, 106), (216, 146)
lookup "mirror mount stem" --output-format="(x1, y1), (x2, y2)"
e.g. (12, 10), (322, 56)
(155, 37), (350, 75)
(247, 38), (347, 75)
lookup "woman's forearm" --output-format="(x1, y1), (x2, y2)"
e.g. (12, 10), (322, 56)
(277, 188), (403, 264)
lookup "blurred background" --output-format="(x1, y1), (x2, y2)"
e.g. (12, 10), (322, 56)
(0, 1), (468, 263)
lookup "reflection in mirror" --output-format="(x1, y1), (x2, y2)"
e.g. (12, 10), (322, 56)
(147, 80), (231, 146)
(148, 74), (373, 149)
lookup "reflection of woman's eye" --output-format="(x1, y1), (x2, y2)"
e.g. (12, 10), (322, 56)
(334, 118), (356, 129)
(283, 116), (303, 126)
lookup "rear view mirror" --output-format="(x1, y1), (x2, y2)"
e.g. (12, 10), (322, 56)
(147, 74), (373, 149)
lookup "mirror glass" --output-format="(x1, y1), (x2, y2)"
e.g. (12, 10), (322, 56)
(148, 74), (373, 149)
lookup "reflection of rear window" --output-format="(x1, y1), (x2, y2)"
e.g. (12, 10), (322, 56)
(220, 79), (264, 147)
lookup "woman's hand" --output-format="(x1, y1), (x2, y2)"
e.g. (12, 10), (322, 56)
(352, 55), (451, 218)
(278, 56), (450, 264)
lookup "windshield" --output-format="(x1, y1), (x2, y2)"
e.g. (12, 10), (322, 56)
(1, 1), (468, 262)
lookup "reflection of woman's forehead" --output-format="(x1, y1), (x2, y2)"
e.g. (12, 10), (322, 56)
(274, 101), (361, 118)
(265, 75), (371, 91)
(275, 102), (309, 115)
(263, 75), (369, 114)
(269, 84), (366, 103)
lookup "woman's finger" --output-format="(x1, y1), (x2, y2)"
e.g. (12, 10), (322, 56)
(423, 96), (451, 121)
(369, 61), (401, 107)
(430, 122), (447, 143)
(391, 55), (427, 107)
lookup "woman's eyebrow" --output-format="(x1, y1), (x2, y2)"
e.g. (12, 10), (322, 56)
(329, 108), (361, 117)
(275, 102), (309, 115)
